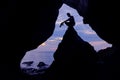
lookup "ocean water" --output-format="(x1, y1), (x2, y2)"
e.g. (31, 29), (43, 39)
(21, 48), (54, 68)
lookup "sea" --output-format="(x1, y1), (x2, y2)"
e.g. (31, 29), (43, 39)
(21, 48), (54, 68)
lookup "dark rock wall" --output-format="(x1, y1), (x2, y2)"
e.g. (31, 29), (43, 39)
(84, 0), (120, 45)
(1, 0), (62, 80)
(44, 27), (97, 80)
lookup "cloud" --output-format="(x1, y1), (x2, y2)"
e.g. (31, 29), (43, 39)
(75, 21), (83, 26)
(48, 37), (63, 42)
(89, 41), (107, 46)
(50, 47), (57, 51)
(55, 37), (63, 40)
(55, 17), (71, 26)
(89, 41), (112, 51)
(82, 30), (96, 35)
(56, 21), (62, 25)
(41, 43), (46, 46)
(48, 39), (55, 42)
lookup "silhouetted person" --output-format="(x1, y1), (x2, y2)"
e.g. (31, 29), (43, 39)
(60, 13), (75, 28)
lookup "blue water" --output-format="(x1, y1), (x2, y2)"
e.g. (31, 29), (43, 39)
(21, 48), (54, 68)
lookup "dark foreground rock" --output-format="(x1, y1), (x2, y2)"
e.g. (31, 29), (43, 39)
(43, 27), (97, 80)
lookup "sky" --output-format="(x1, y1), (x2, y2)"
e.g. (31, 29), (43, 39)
(21, 4), (112, 66)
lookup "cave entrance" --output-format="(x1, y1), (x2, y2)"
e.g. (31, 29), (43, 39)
(20, 3), (112, 75)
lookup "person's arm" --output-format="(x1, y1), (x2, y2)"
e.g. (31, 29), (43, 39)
(59, 20), (66, 27)
(59, 18), (70, 27)
(59, 22), (64, 27)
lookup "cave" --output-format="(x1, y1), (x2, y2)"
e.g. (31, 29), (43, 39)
(1, 0), (120, 80)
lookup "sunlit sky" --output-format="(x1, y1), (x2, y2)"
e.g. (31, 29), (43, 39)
(21, 4), (112, 65)
(37, 4), (112, 52)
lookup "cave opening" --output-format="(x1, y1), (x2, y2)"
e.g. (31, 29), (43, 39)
(20, 3), (112, 75)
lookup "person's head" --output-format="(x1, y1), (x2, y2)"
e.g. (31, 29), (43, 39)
(67, 13), (71, 17)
